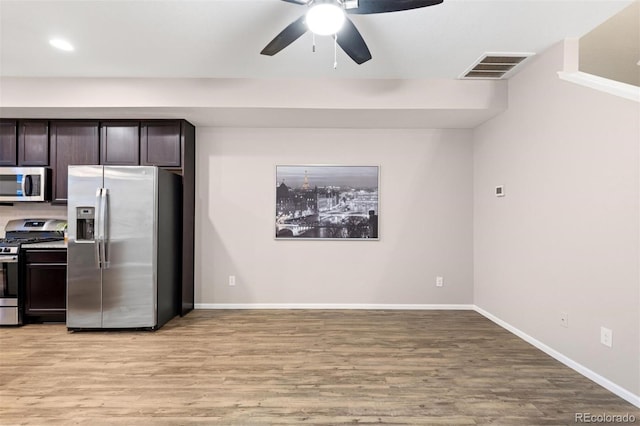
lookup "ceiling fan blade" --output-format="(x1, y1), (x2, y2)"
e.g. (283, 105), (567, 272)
(347, 0), (443, 14)
(279, 0), (309, 4)
(336, 18), (372, 65)
(261, 15), (308, 56)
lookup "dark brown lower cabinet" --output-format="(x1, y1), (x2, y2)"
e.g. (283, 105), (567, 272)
(23, 249), (67, 323)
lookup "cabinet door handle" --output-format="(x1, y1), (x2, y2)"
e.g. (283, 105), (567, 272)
(29, 263), (67, 267)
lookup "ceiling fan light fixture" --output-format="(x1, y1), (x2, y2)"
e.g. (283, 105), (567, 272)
(306, 3), (345, 36)
(343, 0), (358, 9)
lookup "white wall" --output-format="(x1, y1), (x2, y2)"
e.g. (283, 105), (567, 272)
(0, 77), (507, 129)
(579, 1), (640, 87)
(474, 41), (640, 395)
(196, 127), (473, 306)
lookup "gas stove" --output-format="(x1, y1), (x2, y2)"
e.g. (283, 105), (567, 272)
(0, 237), (64, 254)
(0, 219), (67, 250)
(1, 218), (67, 326)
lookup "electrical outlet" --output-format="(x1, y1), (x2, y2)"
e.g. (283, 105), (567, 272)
(560, 312), (569, 328)
(436, 276), (444, 287)
(600, 327), (612, 348)
(228, 275), (236, 286)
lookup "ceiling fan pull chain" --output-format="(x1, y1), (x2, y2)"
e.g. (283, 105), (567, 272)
(333, 33), (338, 69)
(312, 33), (316, 53)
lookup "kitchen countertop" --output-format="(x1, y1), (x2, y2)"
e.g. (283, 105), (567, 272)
(21, 241), (67, 249)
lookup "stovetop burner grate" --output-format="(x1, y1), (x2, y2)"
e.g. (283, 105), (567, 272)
(0, 236), (64, 247)
(1, 218), (67, 248)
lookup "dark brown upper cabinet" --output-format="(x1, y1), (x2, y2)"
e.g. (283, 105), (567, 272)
(18, 120), (49, 166)
(100, 121), (140, 165)
(50, 121), (99, 204)
(141, 121), (181, 168)
(0, 119), (18, 166)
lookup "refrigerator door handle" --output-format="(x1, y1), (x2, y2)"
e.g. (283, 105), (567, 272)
(101, 188), (109, 269)
(95, 188), (103, 269)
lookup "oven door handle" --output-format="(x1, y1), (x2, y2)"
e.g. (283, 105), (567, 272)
(0, 255), (18, 264)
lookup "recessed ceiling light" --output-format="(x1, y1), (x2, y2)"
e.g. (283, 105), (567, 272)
(49, 39), (74, 51)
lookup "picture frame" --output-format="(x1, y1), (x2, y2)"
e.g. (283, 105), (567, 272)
(275, 165), (379, 240)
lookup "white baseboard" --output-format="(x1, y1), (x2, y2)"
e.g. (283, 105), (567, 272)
(195, 303), (475, 310)
(474, 306), (640, 409)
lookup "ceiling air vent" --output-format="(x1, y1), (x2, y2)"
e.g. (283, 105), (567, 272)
(460, 53), (534, 80)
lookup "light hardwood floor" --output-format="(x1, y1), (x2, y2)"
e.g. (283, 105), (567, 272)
(1, 310), (638, 425)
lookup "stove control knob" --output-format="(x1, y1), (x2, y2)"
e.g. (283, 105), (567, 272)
(2, 247), (9, 253)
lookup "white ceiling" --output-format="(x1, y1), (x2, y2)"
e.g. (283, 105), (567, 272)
(0, 0), (633, 128)
(0, 0), (633, 79)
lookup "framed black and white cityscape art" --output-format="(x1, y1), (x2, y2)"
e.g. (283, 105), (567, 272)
(275, 165), (379, 240)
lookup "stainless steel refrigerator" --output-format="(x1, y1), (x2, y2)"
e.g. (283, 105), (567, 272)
(67, 166), (181, 330)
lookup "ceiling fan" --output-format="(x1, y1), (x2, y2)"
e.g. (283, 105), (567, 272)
(260, 0), (444, 65)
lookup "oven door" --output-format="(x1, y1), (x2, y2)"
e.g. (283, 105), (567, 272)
(0, 254), (21, 325)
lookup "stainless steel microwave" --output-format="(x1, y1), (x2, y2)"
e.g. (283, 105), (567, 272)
(0, 167), (50, 202)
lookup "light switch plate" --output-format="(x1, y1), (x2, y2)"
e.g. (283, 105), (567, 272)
(560, 312), (569, 328)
